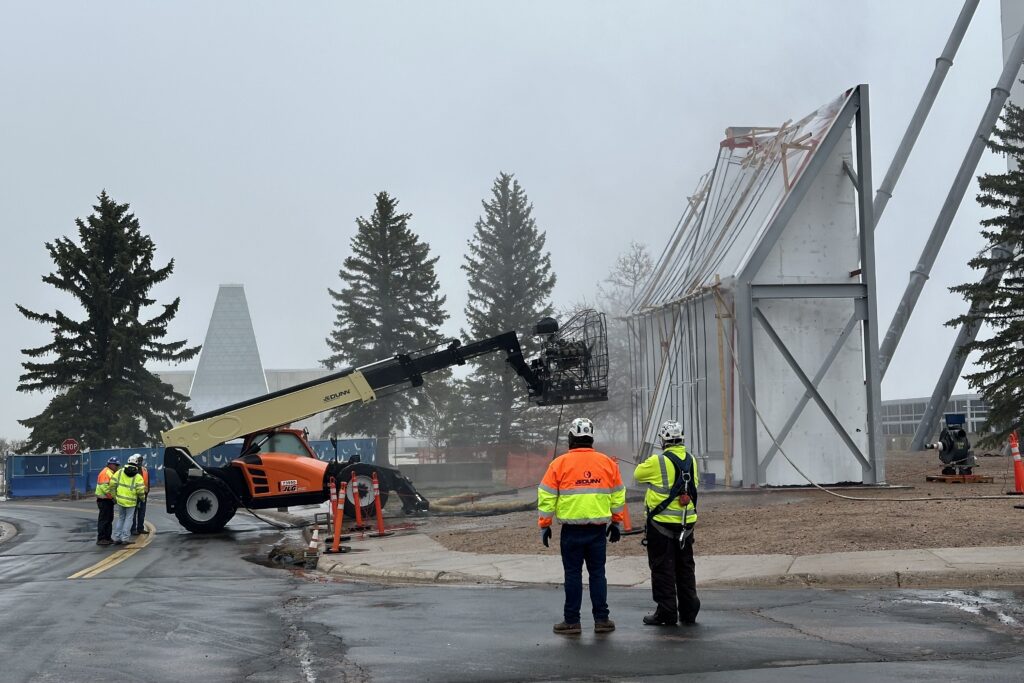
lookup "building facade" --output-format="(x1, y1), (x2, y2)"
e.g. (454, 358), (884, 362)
(880, 393), (990, 449)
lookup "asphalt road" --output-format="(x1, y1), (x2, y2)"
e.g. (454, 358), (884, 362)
(1, 498), (1023, 682)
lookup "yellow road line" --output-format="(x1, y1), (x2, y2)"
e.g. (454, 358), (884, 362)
(68, 521), (157, 580)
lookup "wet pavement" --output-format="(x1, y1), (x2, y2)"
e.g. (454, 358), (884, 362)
(1, 498), (1022, 682)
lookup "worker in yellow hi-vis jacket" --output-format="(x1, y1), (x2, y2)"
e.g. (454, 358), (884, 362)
(633, 419), (700, 626)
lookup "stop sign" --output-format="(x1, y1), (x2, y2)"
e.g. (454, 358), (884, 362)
(60, 438), (80, 455)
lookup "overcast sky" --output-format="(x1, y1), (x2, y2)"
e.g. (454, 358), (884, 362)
(0, 1), (1010, 440)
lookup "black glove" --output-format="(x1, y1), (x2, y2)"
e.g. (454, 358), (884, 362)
(541, 527), (552, 547)
(607, 524), (621, 543)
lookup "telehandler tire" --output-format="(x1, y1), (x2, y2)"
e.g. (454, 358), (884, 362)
(343, 465), (389, 521)
(176, 478), (237, 533)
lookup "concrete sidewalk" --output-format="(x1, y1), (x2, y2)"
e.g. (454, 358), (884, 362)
(282, 507), (1024, 589)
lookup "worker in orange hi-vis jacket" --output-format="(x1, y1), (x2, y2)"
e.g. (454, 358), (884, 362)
(538, 417), (626, 636)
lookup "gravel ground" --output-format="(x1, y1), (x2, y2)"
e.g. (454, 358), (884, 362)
(426, 450), (1024, 556)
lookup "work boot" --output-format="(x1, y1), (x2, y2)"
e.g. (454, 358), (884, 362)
(553, 621), (581, 635)
(138, 529), (150, 534)
(643, 612), (678, 626)
(97, 539), (112, 546)
(594, 619), (616, 633)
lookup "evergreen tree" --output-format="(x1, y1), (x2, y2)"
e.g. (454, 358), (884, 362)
(16, 191), (199, 453)
(462, 173), (556, 452)
(323, 192), (448, 463)
(949, 102), (1024, 444)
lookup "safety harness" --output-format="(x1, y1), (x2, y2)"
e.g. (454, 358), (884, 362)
(642, 448), (698, 548)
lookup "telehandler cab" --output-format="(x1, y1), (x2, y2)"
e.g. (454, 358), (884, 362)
(161, 310), (609, 534)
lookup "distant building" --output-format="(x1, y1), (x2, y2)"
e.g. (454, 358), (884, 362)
(155, 284), (331, 438)
(880, 393), (990, 449)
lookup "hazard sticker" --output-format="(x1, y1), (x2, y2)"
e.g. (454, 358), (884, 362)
(279, 479), (298, 492)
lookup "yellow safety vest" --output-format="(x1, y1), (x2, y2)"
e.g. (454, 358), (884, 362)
(110, 470), (146, 507)
(95, 467), (116, 499)
(633, 445), (698, 525)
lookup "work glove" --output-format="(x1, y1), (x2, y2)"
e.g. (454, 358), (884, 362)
(541, 527), (552, 547)
(606, 524), (621, 543)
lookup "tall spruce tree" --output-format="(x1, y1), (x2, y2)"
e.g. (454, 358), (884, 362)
(948, 101), (1024, 444)
(16, 191), (200, 453)
(323, 192), (448, 463)
(463, 173), (556, 451)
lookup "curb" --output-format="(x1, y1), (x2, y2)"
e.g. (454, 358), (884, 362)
(320, 559), (495, 585)
(311, 557), (1024, 590)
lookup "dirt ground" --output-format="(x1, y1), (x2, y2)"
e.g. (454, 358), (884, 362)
(425, 450), (1024, 556)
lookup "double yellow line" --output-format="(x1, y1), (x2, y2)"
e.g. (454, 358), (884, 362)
(68, 521), (157, 579)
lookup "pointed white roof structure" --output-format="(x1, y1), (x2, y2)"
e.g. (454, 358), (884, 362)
(188, 284), (268, 415)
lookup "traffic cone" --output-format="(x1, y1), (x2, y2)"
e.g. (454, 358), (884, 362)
(1009, 432), (1024, 496)
(369, 472), (394, 538)
(621, 500), (644, 536)
(326, 481), (351, 554)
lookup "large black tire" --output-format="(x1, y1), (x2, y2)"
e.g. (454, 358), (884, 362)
(342, 466), (389, 521)
(175, 478), (237, 533)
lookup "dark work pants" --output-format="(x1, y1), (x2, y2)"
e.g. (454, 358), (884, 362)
(131, 498), (147, 534)
(645, 520), (700, 622)
(559, 524), (609, 624)
(96, 498), (114, 542)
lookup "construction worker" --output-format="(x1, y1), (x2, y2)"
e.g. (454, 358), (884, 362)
(95, 457), (119, 546)
(633, 419), (700, 626)
(109, 457), (146, 545)
(538, 417), (625, 636)
(128, 453), (150, 535)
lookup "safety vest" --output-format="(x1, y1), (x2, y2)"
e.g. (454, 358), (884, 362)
(537, 447), (626, 528)
(139, 466), (150, 493)
(110, 470), (146, 507)
(633, 445), (698, 525)
(95, 467), (117, 499)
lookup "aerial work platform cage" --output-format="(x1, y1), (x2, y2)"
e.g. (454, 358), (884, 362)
(628, 86), (884, 487)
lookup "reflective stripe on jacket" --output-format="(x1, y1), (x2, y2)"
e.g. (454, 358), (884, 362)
(110, 470), (146, 507)
(633, 445), (698, 525)
(95, 467), (116, 499)
(537, 447), (626, 528)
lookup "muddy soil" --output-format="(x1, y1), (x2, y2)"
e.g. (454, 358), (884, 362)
(425, 451), (1024, 556)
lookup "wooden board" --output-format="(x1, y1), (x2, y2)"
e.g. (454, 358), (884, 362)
(925, 474), (994, 484)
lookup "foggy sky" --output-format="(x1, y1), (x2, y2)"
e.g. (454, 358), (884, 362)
(0, 1), (1007, 440)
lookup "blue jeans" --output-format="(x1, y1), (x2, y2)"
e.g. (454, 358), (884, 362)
(113, 505), (135, 542)
(559, 524), (609, 624)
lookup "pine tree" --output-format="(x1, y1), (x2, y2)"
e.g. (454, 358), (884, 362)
(948, 101), (1024, 444)
(323, 192), (448, 463)
(16, 191), (200, 453)
(463, 173), (556, 452)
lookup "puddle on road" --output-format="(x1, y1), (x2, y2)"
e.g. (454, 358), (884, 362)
(896, 589), (1024, 628)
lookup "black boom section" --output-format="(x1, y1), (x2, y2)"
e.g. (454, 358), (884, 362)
(361, 333), (544, 400)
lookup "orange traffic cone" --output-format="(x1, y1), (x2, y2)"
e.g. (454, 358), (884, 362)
(1009, 432), (1024, 496)
(369, 473), (394, 538)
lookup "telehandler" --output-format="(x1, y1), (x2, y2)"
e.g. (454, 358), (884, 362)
(161, 311), (608, 533)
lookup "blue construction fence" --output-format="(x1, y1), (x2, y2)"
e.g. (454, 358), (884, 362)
(4, 438), (376, 498)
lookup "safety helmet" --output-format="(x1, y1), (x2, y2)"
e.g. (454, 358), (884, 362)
(107, 457), (119, 466)
(658, 420), (684, 445)
(567, 417), (595, 441)
(127, 453), (143, 466)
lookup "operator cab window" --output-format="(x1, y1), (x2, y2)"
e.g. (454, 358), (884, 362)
(253, 433), (313, 458)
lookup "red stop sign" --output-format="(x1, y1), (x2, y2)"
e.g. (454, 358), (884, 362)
(60, 438), (80, 455)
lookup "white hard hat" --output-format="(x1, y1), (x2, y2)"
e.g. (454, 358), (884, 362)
(127, 453), (143, 465)
(658, 420), (684, 444)
(567, 417), (595, 440)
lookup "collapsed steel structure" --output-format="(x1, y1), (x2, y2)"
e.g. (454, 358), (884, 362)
(628, 87), (883, 487)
